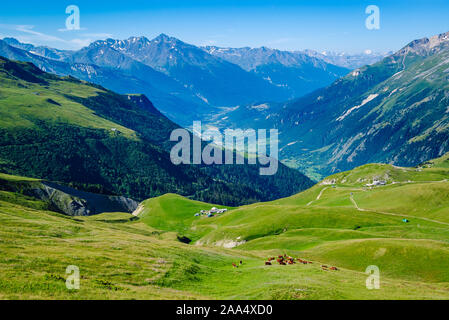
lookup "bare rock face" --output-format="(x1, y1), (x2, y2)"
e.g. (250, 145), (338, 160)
(0, 176), (138, 216)
(34, 183), (139, 216)
(397, 31), (449, 56)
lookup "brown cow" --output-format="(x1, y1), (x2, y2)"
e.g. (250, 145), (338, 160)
(330, 266), (339, 271)
(265, 261), (272, 266)
(232, 263), (238, 268)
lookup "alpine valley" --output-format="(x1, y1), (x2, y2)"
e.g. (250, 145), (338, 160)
(1, 28), (449, 301)
(210, 31), (449, 180)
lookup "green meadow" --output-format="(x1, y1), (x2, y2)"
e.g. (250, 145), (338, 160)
(1, 157), (449, 299)
(0, 70), (136, 139)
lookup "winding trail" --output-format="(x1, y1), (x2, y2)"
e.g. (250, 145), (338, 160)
(349, 194), (449, 227)
(132, 204), (145, 217)
(307, 187), (329, 206)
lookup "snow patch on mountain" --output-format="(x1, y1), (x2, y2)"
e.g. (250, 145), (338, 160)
(337, 94), (379, 121)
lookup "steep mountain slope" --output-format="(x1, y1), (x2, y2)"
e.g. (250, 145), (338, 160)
(253, 31), (449, 179)
(203, 46), (349, 98)
(0, 56), (313, 205)
(99, 35), (291, 105)
(0, 173), (138, 216)
(67, 40), (209, 106)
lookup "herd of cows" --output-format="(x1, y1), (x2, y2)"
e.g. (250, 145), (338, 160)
(265, 255), (339, 271)
(230, 255), (339, 271)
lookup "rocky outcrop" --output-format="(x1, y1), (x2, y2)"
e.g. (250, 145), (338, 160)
(35, 182), (139, 216)
(0, 176), (138, 216)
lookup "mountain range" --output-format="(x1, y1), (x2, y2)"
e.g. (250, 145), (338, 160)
(202, 45), (349, 98)
(214, 31), (449, 179)
(98, 35), (289, 106)
(0, 37), (208, 125)
(1, 35), (350, 126)
(2, 31), (449, 183)
(302, 49), (392, 70)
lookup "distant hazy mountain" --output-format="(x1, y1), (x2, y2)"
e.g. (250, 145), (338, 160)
(2, 35), (353, 126)
(203, 46), (349, 98)
(3, 37), (73, 61)
(270, 31), (449, 179)
(0, 38), (140, 93)
(302, 49), (392, 69)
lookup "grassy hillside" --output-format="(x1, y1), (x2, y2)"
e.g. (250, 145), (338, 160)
(0, 56), (313, 206)
(2, 172), (449, 299)
(134, 157), (449, 294)
(139, 194), (232, 241)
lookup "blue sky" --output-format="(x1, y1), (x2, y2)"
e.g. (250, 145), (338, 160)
(0, 0), (448, 53)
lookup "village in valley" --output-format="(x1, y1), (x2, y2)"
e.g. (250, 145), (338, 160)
(194, 207), (228, 218)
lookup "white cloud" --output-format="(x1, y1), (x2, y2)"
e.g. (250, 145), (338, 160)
(15, 25), (67, 43)
(0, 24), (111, 50)
(58, 27), (87, 32)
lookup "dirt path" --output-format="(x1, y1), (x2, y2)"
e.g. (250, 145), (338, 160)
(307, 187), (329, 206)
(132, 204), (145, 216)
